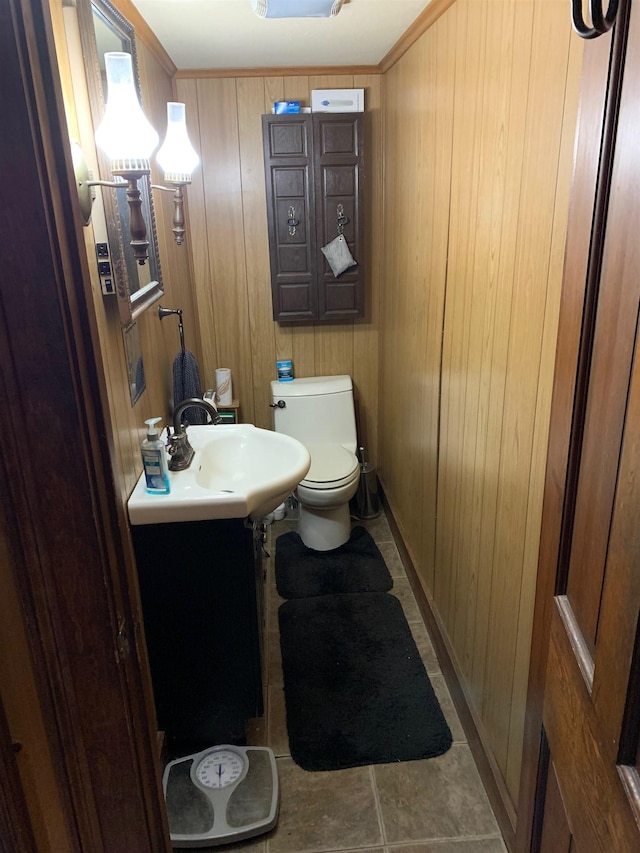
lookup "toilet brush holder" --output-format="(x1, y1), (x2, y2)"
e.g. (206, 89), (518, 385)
(351, 462), (380, 520)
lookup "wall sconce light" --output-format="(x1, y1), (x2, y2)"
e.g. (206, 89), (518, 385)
(152, 102), (200, 246)
(74, 52), (199, 263)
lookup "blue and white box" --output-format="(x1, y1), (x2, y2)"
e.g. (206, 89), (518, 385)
(311, 88), (364, 113)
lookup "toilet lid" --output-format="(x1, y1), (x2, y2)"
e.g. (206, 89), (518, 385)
(301, 444), (358, 485)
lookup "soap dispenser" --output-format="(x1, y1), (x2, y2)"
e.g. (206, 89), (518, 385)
(141, 417), (170, 494)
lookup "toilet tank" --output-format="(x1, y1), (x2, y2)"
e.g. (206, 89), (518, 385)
(270, 375), (357, 452)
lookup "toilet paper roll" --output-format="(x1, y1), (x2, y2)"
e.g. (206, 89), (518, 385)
(215, 368), (233, 405)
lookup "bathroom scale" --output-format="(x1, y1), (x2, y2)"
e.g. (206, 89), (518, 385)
(162, 744), (279, 848)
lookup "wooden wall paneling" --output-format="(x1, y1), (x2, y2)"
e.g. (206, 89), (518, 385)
(237, 76), (277, 429)
(57, 3), (139, 502)
(378, 0), (581, 812)
(414, 14), (455, 592)
(308, 74), (355, 379)
(352, 73), (381, 462)
(451, 0), (516, 679)
(283, 76), (317, 380)
(504, 30), (584, 800)
(380, 48), (426, 544)
(481, 0), (574, 788)
(435, 0), (478, 635)
(466, 0), (536, 719)
(265, 77), (294, 370)
(136, 42), (194, 423)
(377, 63), (401, 492)
(177, 77), (220, 401)
(449, 0), (491, 667)
(197, 78), (256, 415)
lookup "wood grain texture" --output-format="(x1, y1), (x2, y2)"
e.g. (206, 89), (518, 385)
(178, 72), (382, 453)
(379, 0), (582, 807)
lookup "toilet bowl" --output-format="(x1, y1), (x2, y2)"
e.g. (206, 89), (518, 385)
(270, 376), (359, 551)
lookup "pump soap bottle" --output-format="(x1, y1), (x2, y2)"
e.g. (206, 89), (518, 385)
(141, 417), (170, 494)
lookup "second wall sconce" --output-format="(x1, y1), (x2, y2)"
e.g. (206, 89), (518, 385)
(75, 51), (199, 263)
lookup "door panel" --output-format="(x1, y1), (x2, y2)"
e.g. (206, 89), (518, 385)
(533, 0), (640, 848)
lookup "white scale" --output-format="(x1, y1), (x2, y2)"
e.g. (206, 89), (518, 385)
(163, 745), (279, 848)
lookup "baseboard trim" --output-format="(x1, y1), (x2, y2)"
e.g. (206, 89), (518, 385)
(380, 483), (517, 853)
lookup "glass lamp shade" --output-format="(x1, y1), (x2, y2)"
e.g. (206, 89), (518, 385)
(155, 102), (200, 184)
(94, 52), (159, 172)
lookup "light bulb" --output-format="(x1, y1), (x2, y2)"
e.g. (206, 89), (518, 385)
(156, 102), (199, 184)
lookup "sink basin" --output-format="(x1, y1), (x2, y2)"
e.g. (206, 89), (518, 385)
(128, 424), (310, 525)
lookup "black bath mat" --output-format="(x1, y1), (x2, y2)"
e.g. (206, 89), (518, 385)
(278, 592), (452, 771)
(275, 525), (393, 598)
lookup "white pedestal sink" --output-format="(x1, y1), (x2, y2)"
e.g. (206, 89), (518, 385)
(127, 424), (310, 525)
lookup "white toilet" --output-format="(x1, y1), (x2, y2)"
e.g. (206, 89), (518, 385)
(270, 375), (360, 551)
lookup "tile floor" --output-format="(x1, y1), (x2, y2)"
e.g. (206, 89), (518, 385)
(196, 510), (506, 853)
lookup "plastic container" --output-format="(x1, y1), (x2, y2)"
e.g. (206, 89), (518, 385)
(276, 359), (294, 381)
(141, 417), (170, 494)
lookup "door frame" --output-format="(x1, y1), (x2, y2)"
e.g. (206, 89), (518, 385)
(0, 0), (170, 848)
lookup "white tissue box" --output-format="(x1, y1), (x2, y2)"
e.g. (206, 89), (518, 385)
(311, 88), (364, 112)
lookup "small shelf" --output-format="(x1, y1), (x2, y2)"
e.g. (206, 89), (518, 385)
(218, 399), (240, 423)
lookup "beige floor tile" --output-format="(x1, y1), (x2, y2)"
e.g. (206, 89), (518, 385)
(360, 514), (393, 543)
(267, 630), (283, 686)
(378, 540), (406, 578)
(389, 578), (422, 623)
(388, 840), (506, 852)
(209, 835), (268, 852)
(375, 745), (500, 843)
(267, 685), (290, 758)
(408, 620), (440, 675)
(267, 758), (383, 853)
(429, 674), (466, 744)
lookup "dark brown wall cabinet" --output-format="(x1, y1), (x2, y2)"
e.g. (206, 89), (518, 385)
(262, 112), (365, 322)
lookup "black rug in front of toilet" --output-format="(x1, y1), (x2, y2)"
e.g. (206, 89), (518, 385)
(275, 525), (392, 599)
(278, 592), (452, 771)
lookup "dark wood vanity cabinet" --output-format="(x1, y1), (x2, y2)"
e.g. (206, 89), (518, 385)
(132, 518), (265, 754)
(262, 112), (365, 322)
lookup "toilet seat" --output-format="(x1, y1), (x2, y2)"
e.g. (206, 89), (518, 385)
(300, 443), (359, 490)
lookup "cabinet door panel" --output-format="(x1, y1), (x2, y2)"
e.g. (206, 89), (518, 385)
(314, 114), (364, 320)
(263, 116), (317, 321)
(263, 112), (364, 322)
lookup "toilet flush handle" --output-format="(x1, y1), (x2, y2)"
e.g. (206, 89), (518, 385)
(269, 400), (286, 409)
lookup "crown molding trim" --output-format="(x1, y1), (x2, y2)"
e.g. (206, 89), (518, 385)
(113, 0), (176, 77)
(379, 0), (456, 73)
(175, 64), (381, 79)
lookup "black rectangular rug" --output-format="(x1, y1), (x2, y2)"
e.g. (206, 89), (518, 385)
(278, 592), (452, 771)
(275, 525), (393, 598)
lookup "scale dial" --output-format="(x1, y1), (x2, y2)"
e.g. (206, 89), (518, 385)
(195, 747), (246, 789)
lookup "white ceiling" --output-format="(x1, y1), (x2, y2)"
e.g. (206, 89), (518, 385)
(130, 0), (432, 70)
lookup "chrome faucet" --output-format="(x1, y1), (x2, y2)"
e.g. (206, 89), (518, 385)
(168, 397), (223, 471)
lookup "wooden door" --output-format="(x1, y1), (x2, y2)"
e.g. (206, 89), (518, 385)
(519, 1), (640, 850)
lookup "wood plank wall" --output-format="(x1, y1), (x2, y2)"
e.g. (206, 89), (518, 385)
(379, 0), (583, 804)
(54, 0), (200, 503)
(175, 73), (382, 456)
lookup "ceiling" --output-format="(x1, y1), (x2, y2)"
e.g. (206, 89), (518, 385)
(129, 0), (432, 71)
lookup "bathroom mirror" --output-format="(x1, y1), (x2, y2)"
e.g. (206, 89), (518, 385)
(76, 0), (163, 325)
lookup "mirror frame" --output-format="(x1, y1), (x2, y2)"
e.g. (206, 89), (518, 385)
(76, 0), (164, 325)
